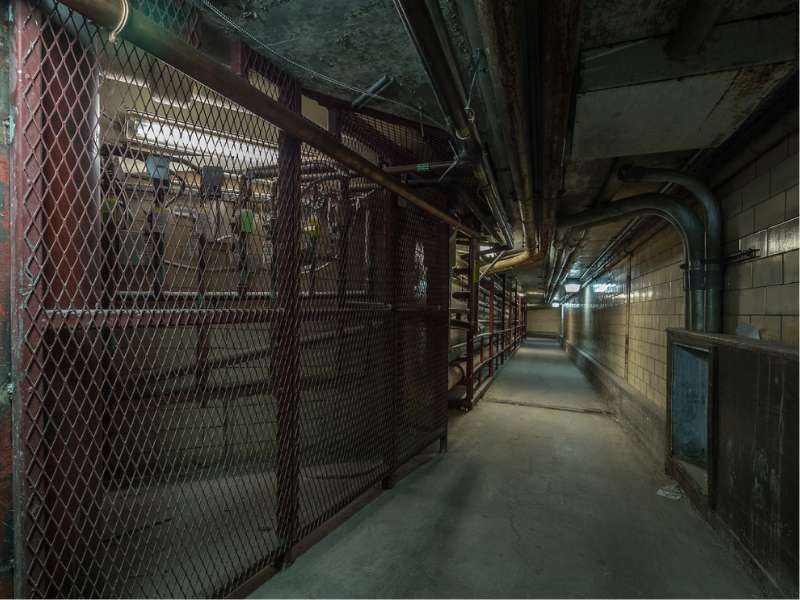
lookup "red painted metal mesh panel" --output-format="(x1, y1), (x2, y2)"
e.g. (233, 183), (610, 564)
(11, 2), (449, 596)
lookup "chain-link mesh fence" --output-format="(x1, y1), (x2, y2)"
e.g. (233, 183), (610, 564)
(12, 1), (450, 596)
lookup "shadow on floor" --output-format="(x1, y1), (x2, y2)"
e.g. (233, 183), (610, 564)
(483, 338), (611, 414)
(249, 339), (764, 598)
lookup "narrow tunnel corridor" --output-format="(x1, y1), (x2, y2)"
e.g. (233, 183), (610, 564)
(0, 1), (796, 596)
(251, 339), (761, 598)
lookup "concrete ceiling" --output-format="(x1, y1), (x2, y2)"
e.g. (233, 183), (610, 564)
(572, 13), (797, 161)
(194, 0), (798, 302)
(545, 0), (798, 304)
(200, 0), (442, 125)
(580, 0), (797, 49)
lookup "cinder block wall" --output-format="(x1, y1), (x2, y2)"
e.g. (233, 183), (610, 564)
(564, 227), (684, 435)
(564, 110), (798, 457)
(720, 127), (798, 343)
(526, 307), (561, 336)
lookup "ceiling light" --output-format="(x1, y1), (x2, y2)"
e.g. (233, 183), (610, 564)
(563, 277), (581, 293)
(126, 110), (278, 170)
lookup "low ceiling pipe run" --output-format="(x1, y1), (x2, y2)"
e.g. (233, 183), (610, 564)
(558, 194), (708, 332)
(618, 166), (722, 333)
(58, 0), (479, 239)
(472, 0), (559, 274)
(546, 230), (585, 304)
(393, 0), (514, 248)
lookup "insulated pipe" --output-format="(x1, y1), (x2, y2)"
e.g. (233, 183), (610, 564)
(484, 244), (548, 275)
(479, 250), (506, 281)
(558, 194), (707, 332)
(474, 0), (538, 249)
(618, 166), (722, 333)
(59, 0), (479, 239)
(448, 361), (466, 391)
(393, 0), (514, 248)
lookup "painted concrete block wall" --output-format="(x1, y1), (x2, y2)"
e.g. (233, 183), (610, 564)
(564, 114), (798, 457)
(526, 307), (561, 336)
(719, 128), (798, 344)
(564, 226), (683, 417)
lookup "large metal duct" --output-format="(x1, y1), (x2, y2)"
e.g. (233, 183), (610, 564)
(558, 194), (707, 332)
(618, 166), (723, 333)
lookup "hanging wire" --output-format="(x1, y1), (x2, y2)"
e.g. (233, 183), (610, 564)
(463, 49), (483, 114)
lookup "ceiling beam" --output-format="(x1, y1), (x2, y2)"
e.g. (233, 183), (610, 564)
(581, 14), (797, 93)
(667, 0), (726, 59)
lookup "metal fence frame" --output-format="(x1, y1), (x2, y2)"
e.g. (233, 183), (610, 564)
(9, 1), (459, 596)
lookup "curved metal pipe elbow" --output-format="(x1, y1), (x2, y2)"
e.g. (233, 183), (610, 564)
(558, 193), (707, 331)
(484, 247), (547, 275)
(618, 165), (722, 332)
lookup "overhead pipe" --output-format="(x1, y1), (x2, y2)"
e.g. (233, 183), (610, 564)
(544, 243), (566, 301)
(479, 250), (506, 281)
(550, 159), (617, 299)
(484, 206), (549, 275)
(448, 361), (466, 391)
(577, 218), (641, 285)
(382, 160), (473, 175)
(558, 194), (707, 332)
(483, 245), (548, 275)
(393, 0), (514, 248)
(473, 0), (540, 260)
(618, 166), (722, 333)
(575, 152), (705, 292)
(351, 75), (394, 110)
(546, 230), (585, 303)
(59, 0), (479, 239)
(385, 173), (497, 237)
(441, 1), (515, 219)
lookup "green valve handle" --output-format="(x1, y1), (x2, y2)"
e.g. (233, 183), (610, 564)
(240, 209), (255, 233)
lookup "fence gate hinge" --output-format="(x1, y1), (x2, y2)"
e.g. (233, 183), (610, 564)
(3, 113), (14, 145)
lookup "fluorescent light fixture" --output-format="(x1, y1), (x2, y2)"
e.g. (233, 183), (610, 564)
(126, 110), (278, 169)
(551, 302), (561, 308)
(592, 283), (615, 293)
(563, 277), (581, 294)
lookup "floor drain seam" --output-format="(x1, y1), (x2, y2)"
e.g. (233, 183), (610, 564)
(483, 398), (614, 416)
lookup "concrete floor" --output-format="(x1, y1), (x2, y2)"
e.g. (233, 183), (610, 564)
(251, 339), (763, 598)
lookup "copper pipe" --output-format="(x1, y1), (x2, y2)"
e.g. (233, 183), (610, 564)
(59, 0), (479, 238)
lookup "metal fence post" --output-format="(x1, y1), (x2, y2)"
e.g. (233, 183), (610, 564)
(274, 79), (301, 566)
(489, 280), (494, 377)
